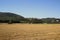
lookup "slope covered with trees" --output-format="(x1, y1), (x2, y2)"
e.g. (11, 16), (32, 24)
(0, 12), (60, 24)
(0, 12), (24, 23)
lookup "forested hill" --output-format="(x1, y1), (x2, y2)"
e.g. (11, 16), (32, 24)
(0, 12), (24, 18)
(0, 12), (60, 24)
(0, 12), (24, 23)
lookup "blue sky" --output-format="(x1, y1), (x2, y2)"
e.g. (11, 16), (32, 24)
(0, 0), (60, 18)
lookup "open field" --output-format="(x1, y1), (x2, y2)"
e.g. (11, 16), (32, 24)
(0, 24), (60, 40)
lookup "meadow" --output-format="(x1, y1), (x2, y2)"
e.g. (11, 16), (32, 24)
(0, 24), (60, 40)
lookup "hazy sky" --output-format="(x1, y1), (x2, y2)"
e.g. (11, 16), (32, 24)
(0, 0), (60, 18)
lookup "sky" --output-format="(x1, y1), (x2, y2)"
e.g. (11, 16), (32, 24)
(0, 0), (60, 18)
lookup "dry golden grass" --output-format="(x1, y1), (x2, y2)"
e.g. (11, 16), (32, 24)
(0, 24), (60, 40)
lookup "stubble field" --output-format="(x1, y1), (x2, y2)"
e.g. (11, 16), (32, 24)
(0, 24), (60, 40)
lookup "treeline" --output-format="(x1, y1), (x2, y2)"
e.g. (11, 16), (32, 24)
(24, 18), (60, 24)
(0, 12), (60, 24)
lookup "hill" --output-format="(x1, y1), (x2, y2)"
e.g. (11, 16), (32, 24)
(0, 12), (60, 24)
(0, 12), (24, 23)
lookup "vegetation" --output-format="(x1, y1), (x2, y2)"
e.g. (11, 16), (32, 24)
(0, 12), (60, 40)
(0, 12), (60, 24)
(0, 12), (24, 23)
(0, 24), (60, 40)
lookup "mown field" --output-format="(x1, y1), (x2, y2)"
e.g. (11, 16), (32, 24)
(0, 24), (60, 40)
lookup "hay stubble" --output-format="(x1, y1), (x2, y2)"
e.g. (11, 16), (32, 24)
(0, 24), (60, 40)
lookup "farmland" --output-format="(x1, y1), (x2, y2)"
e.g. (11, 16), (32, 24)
(0, 24), (60, 40)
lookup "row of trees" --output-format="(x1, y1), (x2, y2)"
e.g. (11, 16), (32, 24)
(23, 18), (60, 24)
(0, 12), (60, 24)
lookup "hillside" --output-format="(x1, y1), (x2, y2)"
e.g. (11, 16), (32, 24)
(0, 12), (60, 24)
(0, 12), (24, 23)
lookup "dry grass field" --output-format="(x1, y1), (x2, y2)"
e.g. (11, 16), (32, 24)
(0, 24), (60, 40)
